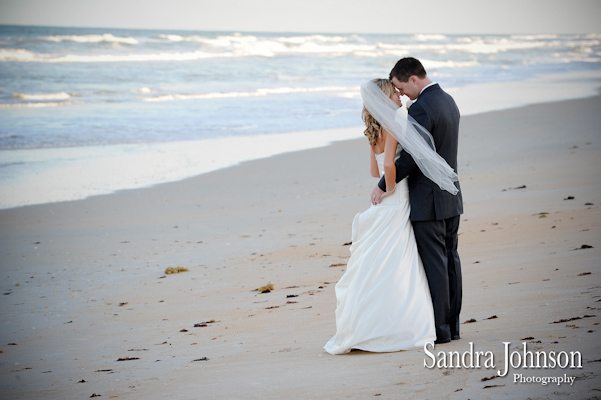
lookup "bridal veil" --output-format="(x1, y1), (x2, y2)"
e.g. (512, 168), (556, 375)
(360, 80), (459, 195)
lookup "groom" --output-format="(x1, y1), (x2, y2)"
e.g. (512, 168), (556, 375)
(371, 57), (463, 344)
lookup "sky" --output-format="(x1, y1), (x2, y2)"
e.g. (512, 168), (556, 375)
(0, 0), (600, 34)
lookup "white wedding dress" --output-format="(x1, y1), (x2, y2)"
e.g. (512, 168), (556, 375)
(324, 152), (436, 354)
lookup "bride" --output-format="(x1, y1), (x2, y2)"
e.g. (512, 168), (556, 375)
(324, 78), (457, 354)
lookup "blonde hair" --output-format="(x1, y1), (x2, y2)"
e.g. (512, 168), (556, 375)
(362, 78), (395, 146)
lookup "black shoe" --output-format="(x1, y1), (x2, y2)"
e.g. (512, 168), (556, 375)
(452, 334), (460, 340)
(434, 337), (451, 344)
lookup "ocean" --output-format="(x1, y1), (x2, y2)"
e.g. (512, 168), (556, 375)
(1, 25), (600, 208)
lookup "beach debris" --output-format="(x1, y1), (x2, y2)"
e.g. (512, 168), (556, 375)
(578, 272), (592, 276)
(164, 266), (189, 274)
(508, 282), (520, 285)
(194, 320), (217, 327)
(329, 263), (346, 268)
(502, 185), (526, 191)
(94, 369), (113, 372)
(90, 394), (101, 398)
(521, 336), (535, 340)
(585, 202), (594, 206)
(343, 241), (352, 246)
(78, 380), (86, 383)
(464, 318), (477, 323)
(116, 357), (140, 361)
(481, 375), (497, 382)
(487, 315), (498, 319)
(265, 305), (279, 309)
(118, 302), (128, 307)
(286, 294), (298, 298)
(7, 343), (17, 345)
(576, 245), (593, 250)
(180, 329), (189, 332)
(193, 357), (209, 362)
(254, 283), (274, 293)
(483, 384), (505, 389)
(551, 315), (596, 324)
(538, 212), (548, 218)
(128, 348), (149, 351)
(564, 196), (575, 200)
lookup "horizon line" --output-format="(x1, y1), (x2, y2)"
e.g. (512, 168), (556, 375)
(1, 23), (598, 36)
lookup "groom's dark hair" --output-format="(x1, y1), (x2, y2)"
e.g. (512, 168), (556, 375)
(389, 57), (427, 82)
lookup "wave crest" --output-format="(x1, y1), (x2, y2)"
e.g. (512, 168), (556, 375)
(13, 92), (72, 101)
(0, 101), (72, 108)
(138, 86), (359, 102)
(40, 33), (139, 45)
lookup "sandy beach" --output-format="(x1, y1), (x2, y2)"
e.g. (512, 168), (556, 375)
(1, 94), (600, 399)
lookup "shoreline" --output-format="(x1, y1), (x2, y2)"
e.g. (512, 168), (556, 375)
(1, 68), (601, 210)
(0, 95), (600, 398)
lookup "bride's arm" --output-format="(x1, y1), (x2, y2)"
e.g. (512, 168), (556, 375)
(382, 130), (398, 193)
(369, 147), (379, 178)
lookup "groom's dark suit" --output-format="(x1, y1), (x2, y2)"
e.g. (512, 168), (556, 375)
(378, 83), (463, 343)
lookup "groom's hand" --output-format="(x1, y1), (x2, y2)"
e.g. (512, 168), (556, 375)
(370, 186), (385, 205)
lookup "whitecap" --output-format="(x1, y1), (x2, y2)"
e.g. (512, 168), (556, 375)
(0, 49), (236, 63)
(510, 34), (559, 40)
(13, 92), (71, 101)
(0, 101), (72, 108)
(40, 33), (139, 45)
(138, 86), (360, 102)
(413, 34), (448, 41)
(420, 59), (481, 69)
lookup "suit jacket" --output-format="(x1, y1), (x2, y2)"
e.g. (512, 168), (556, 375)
(378, 84), (463, 221)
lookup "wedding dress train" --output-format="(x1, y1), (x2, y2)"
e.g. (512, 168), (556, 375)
(324, 153), (436, 354)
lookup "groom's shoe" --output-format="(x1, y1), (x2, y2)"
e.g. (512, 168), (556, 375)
(434, 337), (451, 345)
(451, 319), (460, 340)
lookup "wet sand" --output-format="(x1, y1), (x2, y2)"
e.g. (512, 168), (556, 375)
(1, 96), (600, 399)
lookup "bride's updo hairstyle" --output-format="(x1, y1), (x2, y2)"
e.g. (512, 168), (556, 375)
(362, 78), (396, 146)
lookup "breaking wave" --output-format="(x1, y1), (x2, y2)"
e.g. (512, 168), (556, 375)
(138, 86), (360, 102)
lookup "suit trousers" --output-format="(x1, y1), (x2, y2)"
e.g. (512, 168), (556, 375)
(412, 215), (462, 342)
